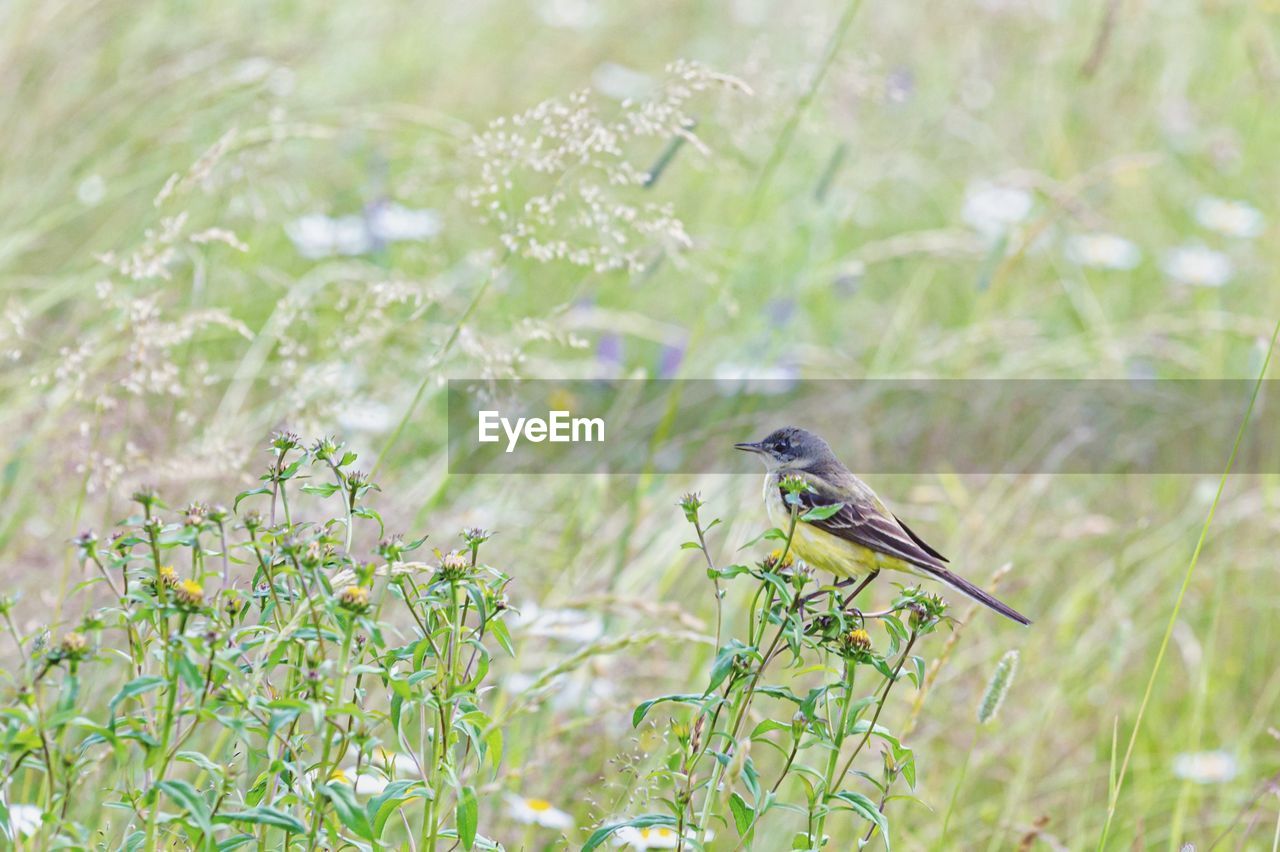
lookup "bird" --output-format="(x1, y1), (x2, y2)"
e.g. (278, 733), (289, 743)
(735, 426), (1030, 625)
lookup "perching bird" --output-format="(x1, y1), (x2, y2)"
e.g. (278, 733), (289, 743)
(735, 426), (1030, 625)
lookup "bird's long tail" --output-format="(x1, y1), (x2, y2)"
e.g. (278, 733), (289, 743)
(925, 566), (1031, 625)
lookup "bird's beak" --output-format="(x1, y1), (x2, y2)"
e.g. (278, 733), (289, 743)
(734, 441), (765, 454)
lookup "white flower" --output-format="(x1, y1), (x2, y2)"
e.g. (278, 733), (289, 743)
(1064, 233), (1141, 270)
(77, 175), (106, 207)
(1173, 750), (1237, 784)
(1194, 197), (1264, 239)
(536, 0), (601, 29)
(307, 767), (388, 797)
(592, 63), (657, 101)
(286, 214), (372, 259)
(367, 203), (442, 242)
(1162, 245), (1233, 287)
(337, 400), (394, 435)
(513, 603), (604, 643)
(506, 794), (575, 830)
(712, 363), (798, 395)
(6, 804), (41, 838)
(612, 826), (710, 849)
(352, 773), (389, 796)
(961, 182), (1033, 240)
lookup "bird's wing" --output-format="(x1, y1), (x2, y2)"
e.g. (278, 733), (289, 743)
(894, 514), (949, 563)
(783, 477), (949, 571)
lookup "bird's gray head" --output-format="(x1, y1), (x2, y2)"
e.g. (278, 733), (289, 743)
(735, 427), (837, 472)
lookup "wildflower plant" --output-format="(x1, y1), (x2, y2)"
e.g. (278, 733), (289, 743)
(0, 435), (512, 849)
(600, 488), (952, 851)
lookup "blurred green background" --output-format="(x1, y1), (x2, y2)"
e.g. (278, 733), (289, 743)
(2, 0), (1278, 847)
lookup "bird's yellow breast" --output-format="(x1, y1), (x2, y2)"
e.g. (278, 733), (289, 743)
(763, 474), (914, 580)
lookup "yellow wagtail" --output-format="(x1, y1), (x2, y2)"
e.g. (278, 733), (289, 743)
(736, 426), (1030, 625)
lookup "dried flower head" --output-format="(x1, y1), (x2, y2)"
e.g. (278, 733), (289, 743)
(462, 527), (492, 548)
(338, 586), (371, 613)
(54, 632), (90, 663)
(157, 565), (179, 589)
(762, 548), (794, 572)
(184, 502), (209, 527)
(270, 431), (301, 453)
(840, 628), (873, 659)
(435, 551), (472, 582)
(174, 580), (205, 610)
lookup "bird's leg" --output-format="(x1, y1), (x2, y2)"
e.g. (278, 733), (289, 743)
(800, 576), (855, 607)
(841, 569), (880, 611)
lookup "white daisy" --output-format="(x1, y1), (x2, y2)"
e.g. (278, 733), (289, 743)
(285, 214), (372, 259)
(1161, 245), (1233, 287)
(506, 794), (575, 830)
(961, 181), (1034, 240)
(6, 803), (41, 838)
(1194, 197), (1264, 239)
(611, 826), (711, 849)
(1064, 233), (1141, 270)
(1173, 750), (1238, 784)
(536, 0), (601, 29)
(307, 767), (387, 797)
(352, 773), (389, 796)
(367, 202), (442, 242)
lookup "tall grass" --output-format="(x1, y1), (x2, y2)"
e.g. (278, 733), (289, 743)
(1, 0), (1278, 847)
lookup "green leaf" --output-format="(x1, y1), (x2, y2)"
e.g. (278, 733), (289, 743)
(749, 719), (792, 740)
(176, 751), (225, 780)
(800, 503), (844, 521)
(233, 486), (271, 511)
(706, 641), (752, 694)
(456, 785), (478, 850)
(109, 675), (166, 718)
(729, 792), (753, 836)
(583, 814), (678, 852)
(216, 807), (307, 834)
(367, 780), (427, 838)
(631, 693), (704, 728)
(318, 783), (375, 840)
(158, 779), (213, 838)
(833, 791), (889, 849)
(490, 619), (516, 657)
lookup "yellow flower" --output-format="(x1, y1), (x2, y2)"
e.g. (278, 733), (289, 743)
(762, 548), (794, 571)
(841, 628), (872, 657)
(157, 565), (179, 588)
(174, 580), (205, 610)
(338, 585), (371, 613)
(506, 794), (575, 830)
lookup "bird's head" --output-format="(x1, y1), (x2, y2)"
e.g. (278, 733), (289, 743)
(735, 427), (835, 471)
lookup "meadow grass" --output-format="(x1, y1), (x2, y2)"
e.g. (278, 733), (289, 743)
(1, 0), (1278, 847)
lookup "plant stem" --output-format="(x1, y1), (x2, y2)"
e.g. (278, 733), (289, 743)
(812, 661), (856, 846)
(1098, 317), (1279, 849)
